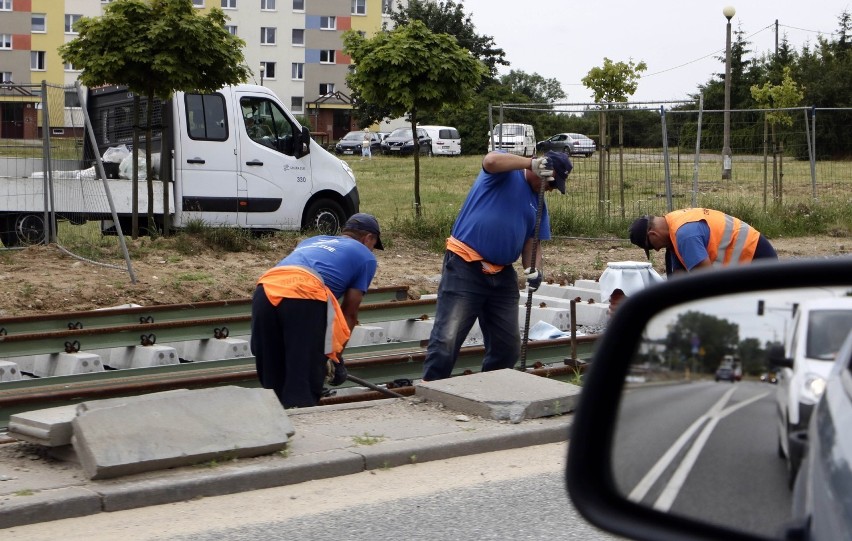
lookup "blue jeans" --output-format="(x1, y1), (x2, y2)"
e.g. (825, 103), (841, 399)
(423, 252), (521, 380)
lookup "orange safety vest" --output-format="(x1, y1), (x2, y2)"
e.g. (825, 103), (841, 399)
(256, 265), (351, 362)
(666, 208), (760, 268)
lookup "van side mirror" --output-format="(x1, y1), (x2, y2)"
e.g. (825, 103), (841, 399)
(296, 126), (311, 158)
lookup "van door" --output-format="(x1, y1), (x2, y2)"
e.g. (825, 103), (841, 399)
(235, 91), (312, 228)
(175, 91), (240, 226)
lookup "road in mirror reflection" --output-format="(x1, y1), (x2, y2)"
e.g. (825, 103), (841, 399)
(610, 286), (849, 539)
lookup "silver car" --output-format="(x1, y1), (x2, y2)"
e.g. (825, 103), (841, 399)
(536, 132), (596, 157)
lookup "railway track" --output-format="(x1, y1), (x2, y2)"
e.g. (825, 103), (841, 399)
(0, 285), (600, 430)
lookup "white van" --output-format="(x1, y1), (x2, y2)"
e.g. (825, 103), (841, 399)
(419, 125), (461, 156)
(487, 123), (536, 157)
(770, 296), (852, 484)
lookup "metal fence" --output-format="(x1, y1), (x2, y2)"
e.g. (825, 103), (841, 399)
(0, 82), (134, 282)
(490, 102), (852, 223)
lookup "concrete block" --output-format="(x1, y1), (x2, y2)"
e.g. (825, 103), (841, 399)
(31, 352), (104, 377)
(573, 302), (608, 327)
(535, 283), (602, 303)
(387, 319), (435, 341)
(106, 344), (179, 369)
(348, 325), (386, 347)
(518, 305), (571, 331)
(8, 404), (79, 446)
(72, 386), (294, 479)
(179, 338), (251, 362)
(415, 368), (581, 422)
(0, 360), (21, 381)
(574, 279), (600, 290)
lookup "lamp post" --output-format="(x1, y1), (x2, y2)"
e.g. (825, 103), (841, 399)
(259, 64), (265, 86)
(721, 5), (735, 180)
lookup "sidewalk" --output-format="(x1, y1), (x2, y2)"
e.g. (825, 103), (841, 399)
(0, 370), (578, 529)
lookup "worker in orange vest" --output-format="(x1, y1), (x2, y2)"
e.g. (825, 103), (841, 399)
(251, 213), (383, 407)
(629, 208), (777, 276)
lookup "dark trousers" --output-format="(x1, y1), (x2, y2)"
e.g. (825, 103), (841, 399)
(753, 234), (778, 260)
(250, 284), (328, 408)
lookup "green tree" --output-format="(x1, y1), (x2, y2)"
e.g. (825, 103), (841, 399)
(60, 0), (249, 236)
(343, 20), (486, 217)
(665, 310), (740, 373)
(581, 57), (647, 104)
(736, 337), (766, 375)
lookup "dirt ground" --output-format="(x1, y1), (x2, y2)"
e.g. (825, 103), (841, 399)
(0, 234), (848, 318)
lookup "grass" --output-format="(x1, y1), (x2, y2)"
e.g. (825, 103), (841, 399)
(352, 432), (385, 445)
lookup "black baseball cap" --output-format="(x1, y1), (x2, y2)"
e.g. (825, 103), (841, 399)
(629, 215), (653, 259)
(344, 213), (384, 250)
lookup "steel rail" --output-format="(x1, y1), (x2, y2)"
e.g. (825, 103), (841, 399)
(0, 285), (410, 336)
(0, 335), (598, 430)
(0, 298), (437, 359)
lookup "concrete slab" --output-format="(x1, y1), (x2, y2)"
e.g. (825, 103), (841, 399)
(415, 369), (581, 423)
(8, 404), (79, 447)
(518, 305), (571, 331)
(71, 386), (294, 480)
(536, 283), (603, 302)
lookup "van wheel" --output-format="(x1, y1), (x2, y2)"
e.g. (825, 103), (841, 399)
(13, 213), (47, 246)
(302, 199), (345, 236)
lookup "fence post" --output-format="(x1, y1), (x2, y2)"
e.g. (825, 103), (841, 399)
(808, 106), (817, 199)
(40, 80), (55, 244)
(619, 114), (625, 219)
(691, 94), (704, 208)
(660, 105), (672, 212)
(598, 109), (606, 218)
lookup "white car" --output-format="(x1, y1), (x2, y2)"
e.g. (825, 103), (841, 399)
(770, 296), (852, 486)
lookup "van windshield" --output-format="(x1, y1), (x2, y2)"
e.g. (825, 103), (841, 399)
(495, 125), (524, 136)
(806, 309), (852, 360)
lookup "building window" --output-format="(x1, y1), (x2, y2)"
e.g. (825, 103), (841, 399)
(292, 0), (304, 11)
(64, 62), (79, 71)
(192, 0), (204, 7)
(260, 27), (276, 45)
(319, 83), (335, 95)
(225, 25), (237, 35)
(292, 29), (304, 46)
(32, 14), (47, 33)
(31, 51), (46, 71)
(351, 0), (366, 15)
(0, 34), (11, 49)
(291, 97), (303, 113)
(382, 0), (393, 14)
(320, 16), (336, 30)
(221, 0), (236, 7)
(261, 61), (276, 79)
(65, 14), (82, 34)
(1, 72), (12, 83)
(319, 50), (336, 64)
(0, 0), (11, 10)
(261, 0), (275, 10)
(291, 63), (304, 80)
(65, 90), (81, 107)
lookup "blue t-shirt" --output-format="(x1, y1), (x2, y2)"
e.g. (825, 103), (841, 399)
(674, 221), (711, 270)
(450, 167), (551, 266)
(276, 235), (377, 298)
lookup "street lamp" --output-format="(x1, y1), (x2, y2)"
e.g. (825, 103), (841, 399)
(721, 5), (735, 180)
(259, 63), (265, 86)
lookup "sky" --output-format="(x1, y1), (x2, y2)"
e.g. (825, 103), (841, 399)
(458, 0), (851, 104)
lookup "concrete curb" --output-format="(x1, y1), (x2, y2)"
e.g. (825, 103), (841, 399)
(0, 419), (571, 529)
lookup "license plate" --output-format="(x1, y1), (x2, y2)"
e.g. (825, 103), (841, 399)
(390, 147), (401, 151)
(344, 150), (353, 154)
(442, 146), (450, 149)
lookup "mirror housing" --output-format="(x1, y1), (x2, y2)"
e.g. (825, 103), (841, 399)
(565, 257), (852, 541)
(767, 344), (793, 368)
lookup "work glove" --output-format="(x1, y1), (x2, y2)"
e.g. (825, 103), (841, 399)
(524, 267), (543, 292)
(325, 357), (348, 387)
(530, 157), (554, 180)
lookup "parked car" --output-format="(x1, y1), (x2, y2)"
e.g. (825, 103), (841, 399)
(486, 123), (535, 157)
(566, 258), (852, 541)
(334, 130), (382, 156)
(769, 296), (852, 485)
(792, 328), (852, 540)
(381, 127), (432, 156)
(419, 125), (461, 156)
(536, 132), (596, 156)
(760, 371), (778, 384)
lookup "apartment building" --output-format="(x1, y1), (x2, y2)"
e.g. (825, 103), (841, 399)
(0, 0), (401, 140)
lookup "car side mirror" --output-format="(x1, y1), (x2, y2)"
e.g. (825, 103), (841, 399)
(296, 126), (311, 158)
(767, 344), (792, 368)
(566, 258), (852, 541)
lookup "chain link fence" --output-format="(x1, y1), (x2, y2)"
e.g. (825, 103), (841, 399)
(489, 101), (852, 224)
(0, 82), (135, 282)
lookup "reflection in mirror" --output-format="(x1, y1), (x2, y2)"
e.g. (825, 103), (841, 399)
(611, 285), (852, 539)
